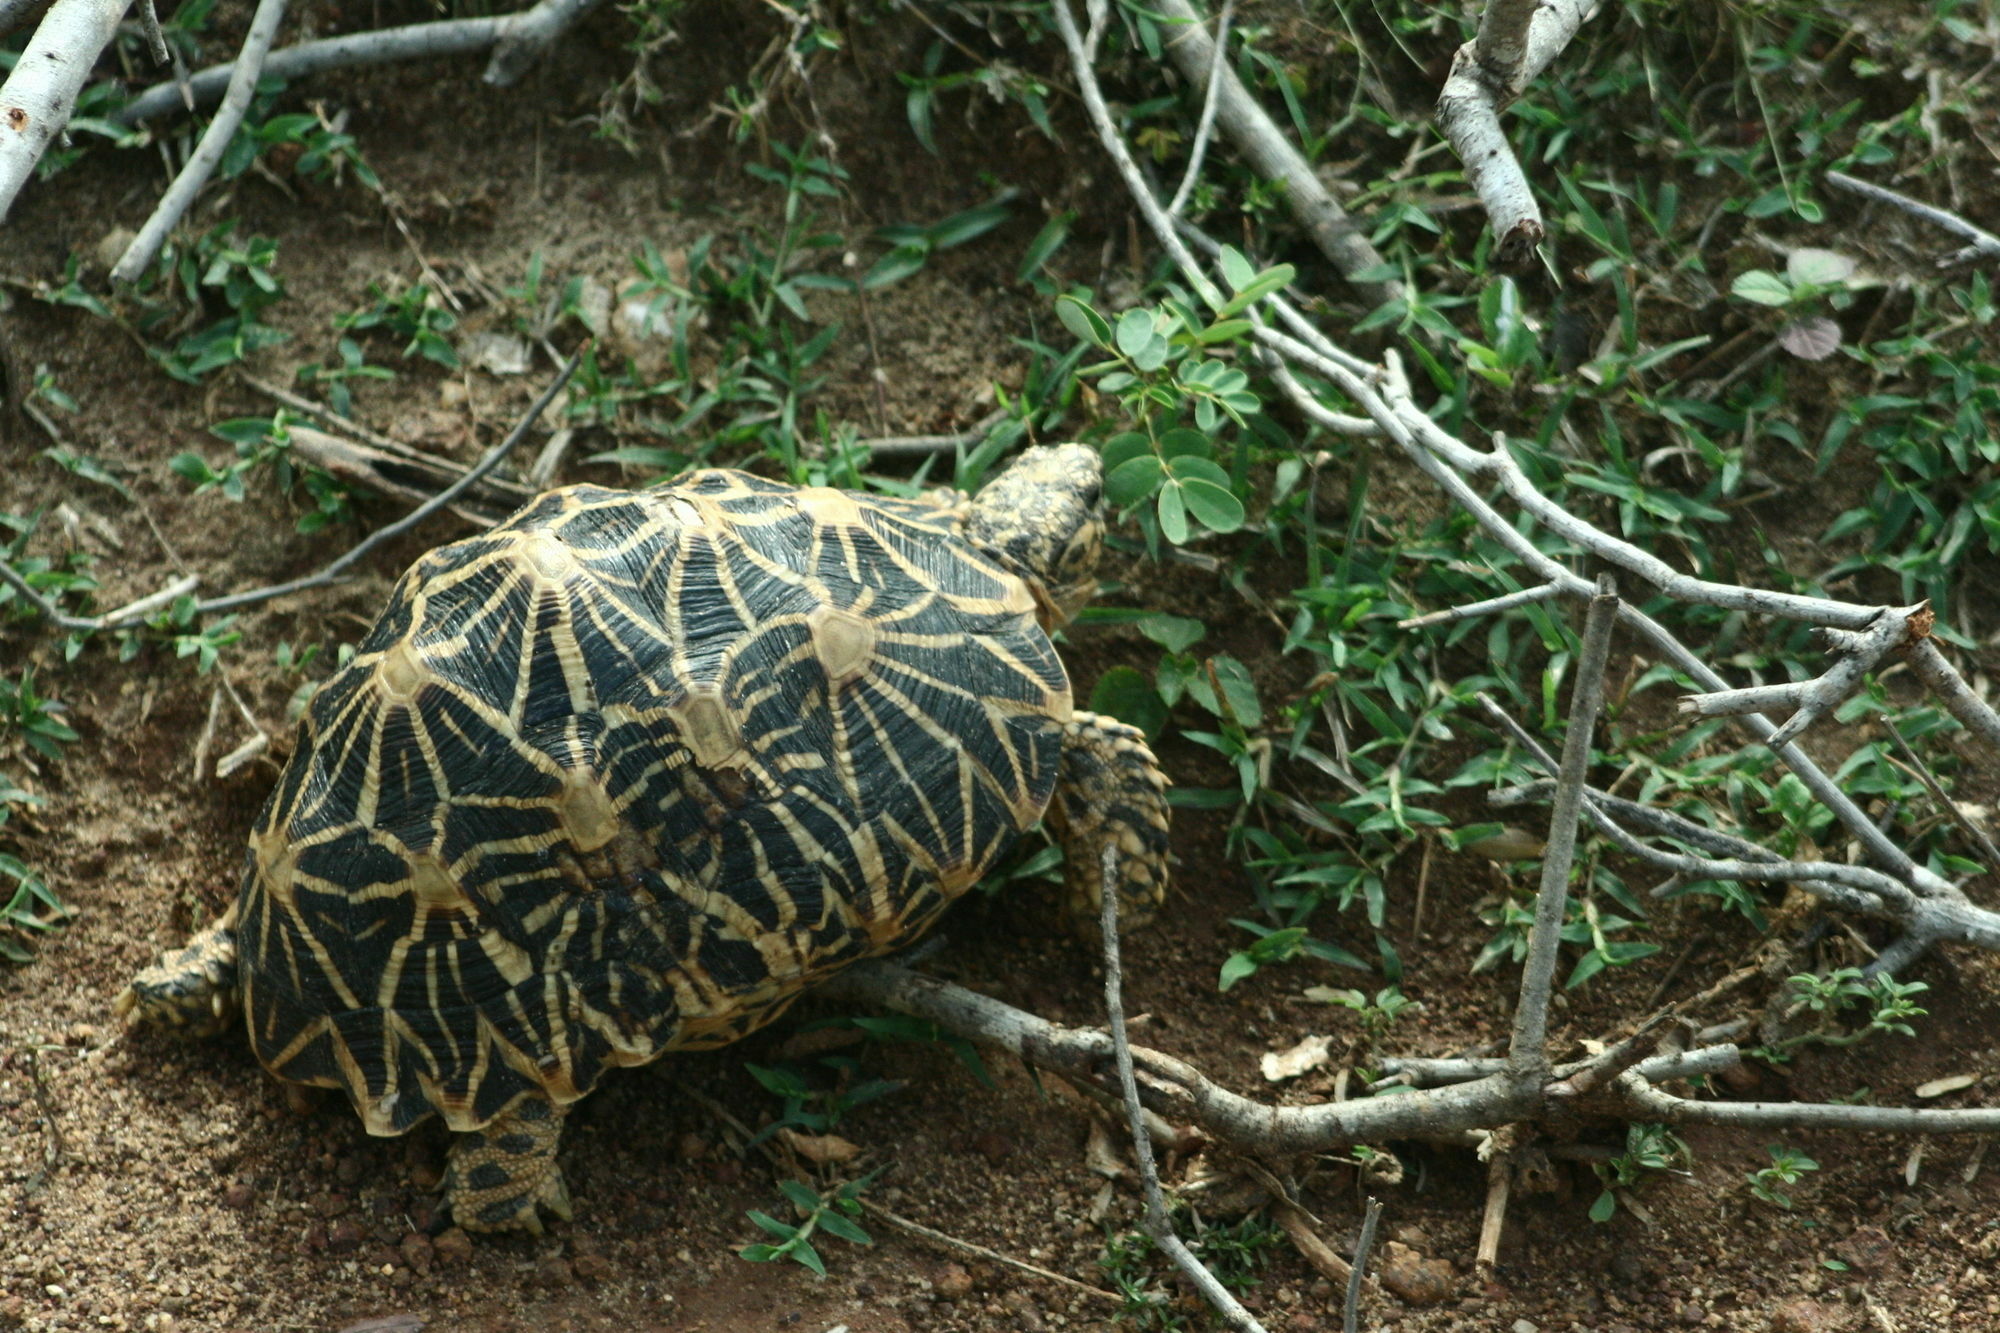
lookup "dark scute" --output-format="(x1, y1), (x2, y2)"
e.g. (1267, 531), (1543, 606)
(520, 595), (580, 730)
(297, 830), (408, 890)
(373, 704), (441, 848)
(465, 1162), (511, 1191)
(409, 550), (514, 647)
(695, 928), (768, 996)
(438, 800), (560, 868)
(495, 1132), (537, 1154)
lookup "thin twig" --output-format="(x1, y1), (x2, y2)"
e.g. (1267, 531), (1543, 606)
(1507, 574), (1619, 1082)
(112, 0), (292, 283)
(859, 1201), (1123, 1307)
(1165, 0), (1232, 218)
(1099, 844), (1268, 1333)
(1341, 1197), (1382, 1333)
(1825, 169), (2000, 263)
(1398, 582), (1561, 629)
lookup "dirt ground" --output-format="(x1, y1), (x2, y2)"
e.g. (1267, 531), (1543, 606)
(4, 4), (2000, 1332)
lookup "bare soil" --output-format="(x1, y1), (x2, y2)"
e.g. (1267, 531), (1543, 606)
(3, 5), (1999, 1333)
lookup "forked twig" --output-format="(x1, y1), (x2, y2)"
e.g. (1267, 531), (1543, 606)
(1098, 843), (1269, 1333)
(111, 0), (291, 283)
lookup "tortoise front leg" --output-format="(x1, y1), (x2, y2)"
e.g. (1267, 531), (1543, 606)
(446, 1096), (574, 1234)
(115, 911), (241, 1036)
(1046, 710), (1171, 934)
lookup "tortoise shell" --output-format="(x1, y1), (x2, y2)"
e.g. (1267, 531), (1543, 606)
(235, 472), (1071, 1136)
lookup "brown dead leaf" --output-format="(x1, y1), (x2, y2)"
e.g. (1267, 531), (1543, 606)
(1260, 1034), (1334, 1082)
(776, 1128), (861, 1165)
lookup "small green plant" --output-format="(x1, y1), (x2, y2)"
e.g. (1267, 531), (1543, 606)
(294, 337), (394, 418)
(0, 851), (72, 965)
(739, 1173), (877, 1276)
(144, 222), (289, 381)
(1099, 1208), (1280, 1327)
(1748, 1145), (1820, 1210)
(0, 670), (79, 762)
(1589, 1124), (1691, 1222)
(338, 281), (460, 367)
(1306, 984), (1416, 1042)
(744, 1057), (900, 1145)
(1729, 247), (1869, 362)
(1750, 968), (1930, 1064)
(172, 415), (353, 533)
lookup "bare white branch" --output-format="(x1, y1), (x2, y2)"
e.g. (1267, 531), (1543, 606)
(1146, 0), (1399, 307)
(111, 0), (290, 284)
(118, 0), (597, 126)
(1826, 168), (2000, 264)
(1507, 575), (1619, 1083)
(1433, 0), (1599, 263)
(0, 0), (131, 222)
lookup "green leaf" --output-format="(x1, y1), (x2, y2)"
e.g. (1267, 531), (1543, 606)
(1090, 665), (1168, 738)
(1017, 211), (1074, 282)
(1786, 247), (1855, 288)
(170, 452), (217, 486)
(747, 1210), (798, 1240)
(863, 248), (929, 290)
(1156, 482), (1190, 545)
(1729, 270), (1793, 307)
(1588, 1190), (1618, 1223)
(817, 1211), (872, 1245)
(739, 1243), (783, 1263)
(1100, 432), (1152, 472)
(925, 197), (1013, 251)
(1208, 654), (1262, 728)
(1180, 477), (1244, 534)
(790, 1239), (827, 1277)
(1115, 308), (1155, 360)
(1217, 951), (1257, 992)
(1138, 614), (1206, 654)
(778, 1178), (820, 1213)
(1056, 295), (1110, 349)
(1105, 455), (1163, 508)
(1157, 427), (1212, 461)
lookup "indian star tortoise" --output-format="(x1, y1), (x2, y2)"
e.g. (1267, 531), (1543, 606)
(118, 443), (1171, 1233)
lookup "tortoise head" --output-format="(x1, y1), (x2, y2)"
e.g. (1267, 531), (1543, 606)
(966, 443), (1104, 629)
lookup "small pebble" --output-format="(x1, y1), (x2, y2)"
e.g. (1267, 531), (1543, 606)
(399, 1232), (433, 1275)
(572, 1252), (611, 1283)
(221, 1181), (256, 1210)
(535, 1256), (573, 1287)
(432, 1228), (475, 1268)
(934, 1263), (973, 1299)
(326, 1220), (365, 1254)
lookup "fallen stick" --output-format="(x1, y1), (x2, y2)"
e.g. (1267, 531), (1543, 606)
(118, 0), (602, 125)
(111, 0), (291, 283)
(0, 0), (131, 222)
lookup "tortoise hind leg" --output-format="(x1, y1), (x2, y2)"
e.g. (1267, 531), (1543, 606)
(446, 1097), (573, 1234)
(1046, 710), (1171, 934)
(115, 912), (240, 1036)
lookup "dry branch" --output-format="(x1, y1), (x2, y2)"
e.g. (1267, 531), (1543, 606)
(0, 0), (131, 222)
(1147, 0), (1398, 307)
(1433, 0), (1599, 263)
(118, 0), (600, 126)
(1098, 844), (1268, 1332)
(110, 0), (290, 284)
(1826, 169), (2000, 265)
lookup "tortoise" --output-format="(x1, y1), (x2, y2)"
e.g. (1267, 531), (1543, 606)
(119, 444), (1171, 1233)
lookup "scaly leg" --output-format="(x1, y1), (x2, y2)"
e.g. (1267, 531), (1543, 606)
(446, 1097), (574, 1234)
(1046, 710), (1171, 934)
